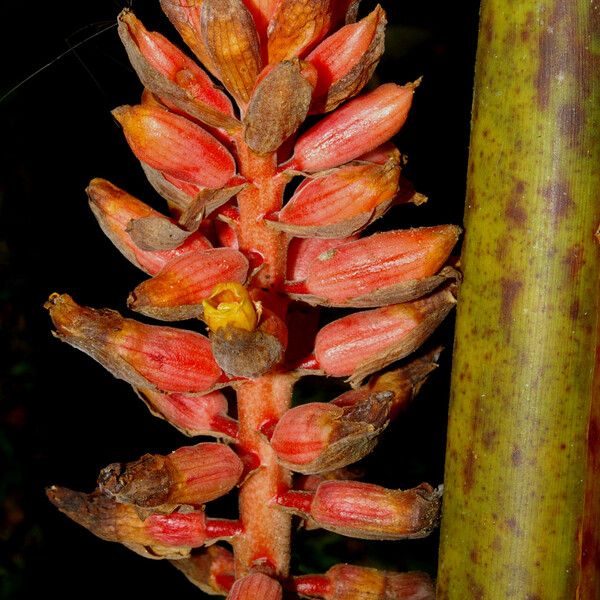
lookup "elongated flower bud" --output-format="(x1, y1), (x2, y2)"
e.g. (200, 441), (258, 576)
(129, 249), (249, 321)
(98, 442), (243, 509)
(201, 0), (262, 105)
(46, 486), (208, 559)
(270, 391), (391, 473)
(137, 388), (239, 440)
(276, 481), (440, 540)
(112, 104), (236, 188)
(286, 83), (415, 173)
(118, 11), (237, 131)
(87, 178), (212, 275)
(271, 158), (400, 238)
(45, 294), (222, 393)
(314, 287), (456, 384)
(292, 564), (435, 600)
(171, 546), (236, 595)
(286, 236), (357, 282)
(267, 0), (334, 64)
(307, 5), (386, 113)
(301, 226), (461, 306)
(228, 572), (283, 600)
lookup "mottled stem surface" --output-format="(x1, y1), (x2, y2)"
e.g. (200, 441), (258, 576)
(437, 1), (600, 598)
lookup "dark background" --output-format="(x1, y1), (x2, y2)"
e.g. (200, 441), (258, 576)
(0, 1), (480, 597)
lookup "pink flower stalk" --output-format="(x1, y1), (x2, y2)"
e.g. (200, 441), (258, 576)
(45, 1), (459, 595)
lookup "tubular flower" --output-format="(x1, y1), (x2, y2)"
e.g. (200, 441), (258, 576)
(46, 0), (459, 594)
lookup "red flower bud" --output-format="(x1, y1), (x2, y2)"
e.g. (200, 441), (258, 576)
(118, 11), (236, 131)
(87, 178), (212, 275)
(137, 388), (239, 440)
(128, 248), (249, 321)
(271, 158), (400, 238)
(270, 391), (391, 473)
(228, 572), (283, 600)
(303, 225), (461, 306)
(286, 83), (416, 173)
(46, 486), (207, 559)
(314, 287), (456, 384)
(45, 294), (222, 393)
(98, 442), (243, 509)
(311, 481), (440, 539)
(292, 564), (435, 600)
(307, 5), (386, 113)
(112, 104), (236, 188)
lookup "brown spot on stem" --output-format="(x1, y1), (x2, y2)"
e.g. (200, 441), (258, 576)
(470, 548), (479, 563)
(496, 238), (508, 262)
(463, 447), (476, 493)
(482, 429), (498, 450)
(499, 277), (523, 330)
(506, 180), (527, 225)
(563, 243), (585, 280)
(569, 300), (580, 321)
(511, 446), (523, 466)
(491, 536), (501, 551)
(466, 574), (484, 600)
(557, 102), (585, 142)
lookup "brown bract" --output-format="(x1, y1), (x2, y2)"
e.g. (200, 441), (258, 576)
(127, 216), (191, 251)
(201, 0), (262, 105)
(244, 60), (314, 154)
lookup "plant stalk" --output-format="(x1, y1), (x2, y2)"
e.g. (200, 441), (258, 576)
(437, 1), (600, 598)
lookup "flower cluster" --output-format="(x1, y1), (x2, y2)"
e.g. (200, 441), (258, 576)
(46, 1), (459, 597)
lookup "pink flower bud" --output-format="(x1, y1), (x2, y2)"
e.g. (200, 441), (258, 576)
(314, 288), (456, 384)
(87, 178), (212, 275)
(272, 158), (400, 238)
(228, 572), (283, 600)
(118, 10), (235, 126)
(112, 104), (236, 188)
(270, 392), (391, 473)
(98, 442), (243, 509)
(304, 226), (461, 305)
(286, 236), (357, 282)
(307, 6), (386, 112)
(128, 248), (249, 321)
(286, 83), (416, 173)
(46, 486), (207, 559)
(137, 388), (239, 440)
(310, 481), (441, 540)
(45, 294), (222, 393)
(292, 565), (435, 600)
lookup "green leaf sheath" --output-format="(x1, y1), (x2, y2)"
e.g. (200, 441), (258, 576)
(437, 1), (600, 598)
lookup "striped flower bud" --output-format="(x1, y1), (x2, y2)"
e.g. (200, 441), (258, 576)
(300, 225), (461, 306)
(267, 0), (334, 64)
(136, 388), (239, 440)
(87, 178), (212, 275)
(46, 486), (208, 559)
(201, 0), (262, 105)
(270, 391), (391, 474)
(270, 158), (400, 238)
(228, 572), (283, 600)
(292, 564), (435, 600)
(45, 294), (222, 393)
(314, 287), (456, 385)
(307, 5), (386, 113)
(118, 11), (237, 131)
(128, 249), (249, 321)
(276, 481), (441, 540)
(98, 442), (243, 510)
(171, 546), (235, 595)
(285, 83), (416, 173)
(112, 104), (236, 188)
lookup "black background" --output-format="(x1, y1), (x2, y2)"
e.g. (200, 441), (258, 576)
(0, 1), (480, 597)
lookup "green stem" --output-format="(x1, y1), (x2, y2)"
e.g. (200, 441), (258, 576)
(437, 2), (600, 598)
